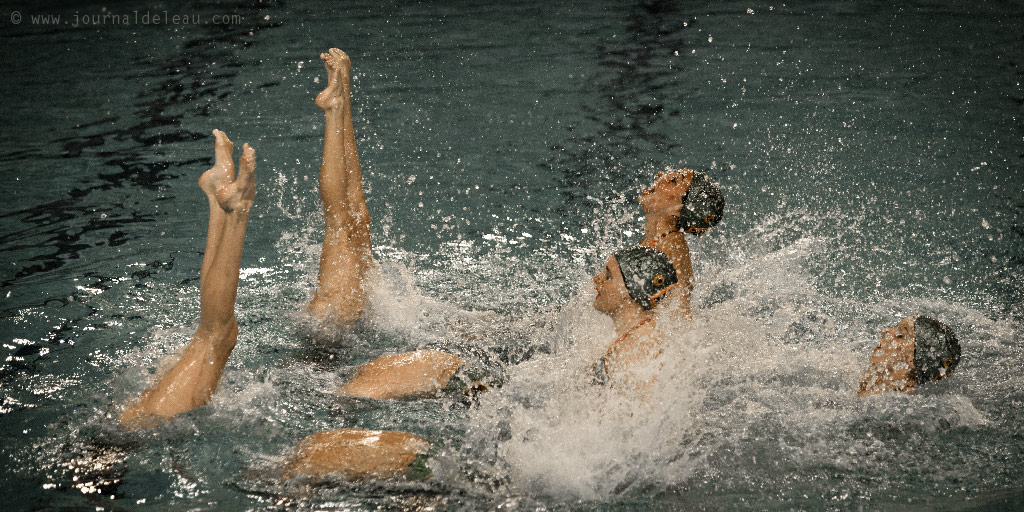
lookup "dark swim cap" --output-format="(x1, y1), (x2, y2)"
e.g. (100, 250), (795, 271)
(678, 171), (725, 235)
(614, 246), (679, 310)
(913, 316), (961, 383)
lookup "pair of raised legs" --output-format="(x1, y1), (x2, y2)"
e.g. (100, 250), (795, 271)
(121, 49), (371, 424)
(120, 131), (255, 427)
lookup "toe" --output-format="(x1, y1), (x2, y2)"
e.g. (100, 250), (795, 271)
(330, 48), (349, 64)
(213, 130), (234, 164)
(238, 144), (256, 185)
(241, 144), (255, 168)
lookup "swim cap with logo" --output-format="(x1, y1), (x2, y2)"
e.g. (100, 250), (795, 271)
(678, 171), (725, 235)
(912, 316), (961, 383)
(614, 246), (679, 310)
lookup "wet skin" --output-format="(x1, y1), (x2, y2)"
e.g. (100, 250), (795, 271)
(638, 169), (695, 317)
(308, 48), (374, 328)
(120, 130), (256, 427)
(639, 169), (693, 218)
(593, 256), (633, 316)
(858, 316), (917, 396)
(592, 255), (660, 385)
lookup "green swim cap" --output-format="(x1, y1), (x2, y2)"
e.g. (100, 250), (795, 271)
(913, 316), (961, 383)
(614, 246), (679, 310)
(678, 171), (725, 235)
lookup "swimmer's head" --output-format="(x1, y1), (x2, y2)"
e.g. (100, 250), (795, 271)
(678, 171), (725, 235)
(640, 170), (691, 217)
(859, 316), (961, 396)
(593, 255), (629, 315)
(912, 316), (961, 384)
(613, 246), (679, 310)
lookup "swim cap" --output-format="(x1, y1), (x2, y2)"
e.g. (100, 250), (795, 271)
(912, 316), (961, 383)
(614, 246), (679, 310)
(678, 171), (725, 235)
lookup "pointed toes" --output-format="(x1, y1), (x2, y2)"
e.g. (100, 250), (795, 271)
(213, 129), (234, 153)
(240, 144), (255, 169)
(237, 144), (256, 187)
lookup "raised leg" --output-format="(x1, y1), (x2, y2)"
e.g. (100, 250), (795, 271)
(120, 133), (256, 428)
(308, 48), (374, 327)
(197, 129), (235, 289)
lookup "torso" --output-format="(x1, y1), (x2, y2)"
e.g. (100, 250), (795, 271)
(594, 318), (660, 386)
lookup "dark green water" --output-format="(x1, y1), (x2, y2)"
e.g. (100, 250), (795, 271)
(1, 0), (1022, 510)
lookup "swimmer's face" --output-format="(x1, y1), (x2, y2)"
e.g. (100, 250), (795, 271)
(593, 256), (631, 316)
(639, 170), (691, 216)
(858, 316), (917, 396)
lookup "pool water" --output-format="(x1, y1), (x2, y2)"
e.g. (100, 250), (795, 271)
(1, 0), (1022, 509)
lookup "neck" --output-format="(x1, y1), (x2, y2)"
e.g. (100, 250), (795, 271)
(641, 211), (680, 242)
(611, 304), (652, 337)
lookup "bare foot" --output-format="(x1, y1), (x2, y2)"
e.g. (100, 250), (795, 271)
(217, 143), (255, 213)
(314, 48), (351, 112)
(198, 129), (235, 200)
(199, 131), (255, 214)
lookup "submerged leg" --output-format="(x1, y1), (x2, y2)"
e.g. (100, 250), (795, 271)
(120, 133), (256, 428)
(308, 48), (374, 327)
(338, 350), (466, 400)
(283, 428), (430, 480)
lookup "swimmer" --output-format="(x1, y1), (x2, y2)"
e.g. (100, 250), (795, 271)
(637, 169), (724, 316)
(591, 246), (679, 385)
(120, 130), (255, 428)
(858, 316), (961, 396)
(307, 48), (374, 328)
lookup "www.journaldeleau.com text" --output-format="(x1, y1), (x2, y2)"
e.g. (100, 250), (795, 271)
(24, 10), (246, 28)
